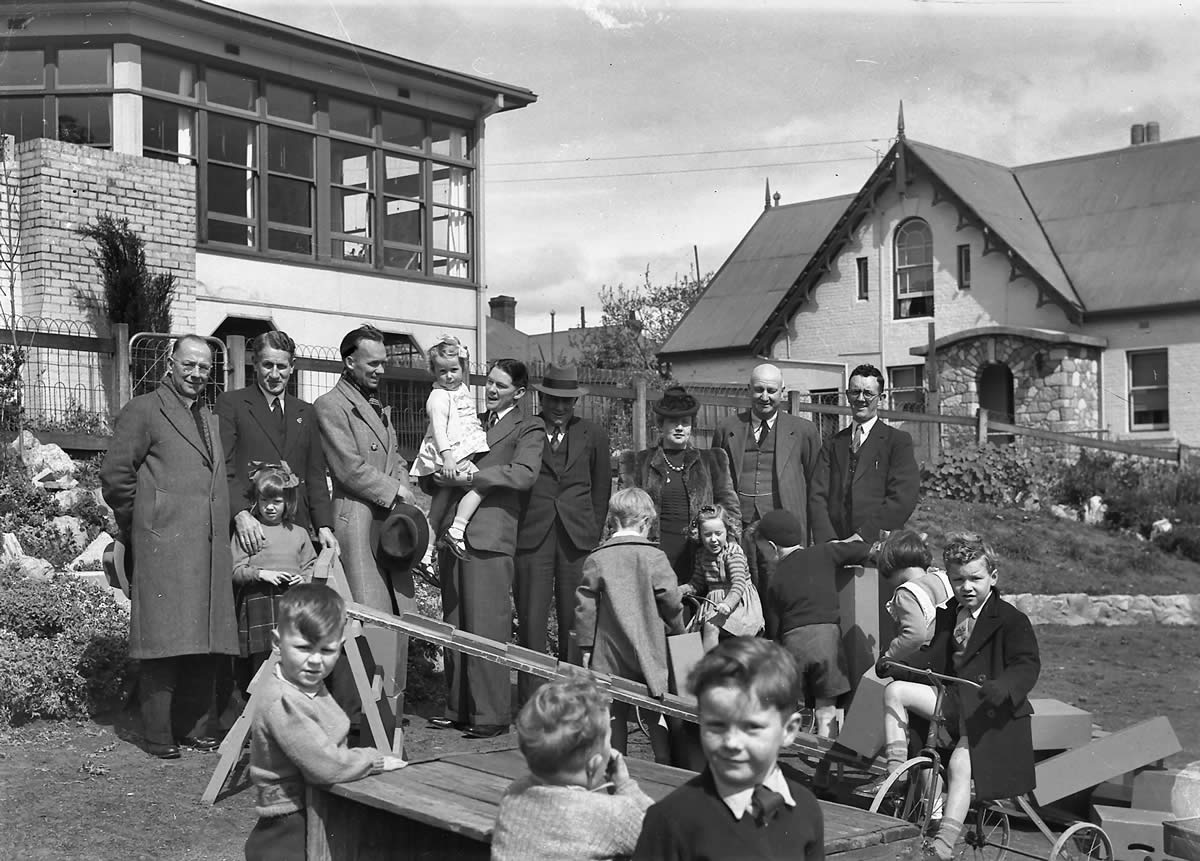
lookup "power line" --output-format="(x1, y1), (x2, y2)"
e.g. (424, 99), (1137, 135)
(486, 154), (880, 183)
(489, 137), (888, 167)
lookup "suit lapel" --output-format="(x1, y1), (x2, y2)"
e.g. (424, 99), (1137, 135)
(852, 422), (884, 485)
(959, 594), (1001, 665)
(245, 389), (285, 459)
(281, 394), (302, 458)
(337, 378), (389, 449)
(832, 429), (851, 483)
(156, 385), (211, 465)
(487, 408), (519, 449)
(729, 412), (750, 468)
(775, 414), (797, 473)
(561, 417), (587, 473)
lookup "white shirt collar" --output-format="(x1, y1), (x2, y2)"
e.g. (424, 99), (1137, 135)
(493, 404), (516, 423)
(274, 663), (322, 699)
(853, 415), (879, 440)
(959, 591), (991, 621)
(717, 765), (796, 820)
(258, 386), (284, 410)
(753, 413), (777, 433)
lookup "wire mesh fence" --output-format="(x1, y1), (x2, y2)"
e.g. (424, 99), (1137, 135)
(128, 332), (227, 405)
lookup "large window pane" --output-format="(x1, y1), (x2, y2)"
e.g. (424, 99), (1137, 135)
(0, 50), (44, 88)
(207, 68), (257, 111)
(268, 229), (312, 255)
(384, 155), (421, 197)
(333, 239), (371, 263)
(142, 53), (196, 98)
(208, 219), (254, 246)
(330, 98), (372, 138)
(208, 164), (255, 218)
(384, 246), (421, 270)
(332, 189), (371, 235)
(1130, 351), (1167, 388)
(57, 49), (111, 87)
(143, 98), (195, 157)
(57, 95), (111, 145)
(268, 176), (312, 227)
(268, 127), (313, 177)
(331, 141), (371, 188)
(266, 82), (314, 124)
(384, 198), (421, 244)
(433, 254), (470, 279)
(432, 165), (470, 207)
(431, 121), (470, 160)
(382, 110), (423, 148)
(0, 97), (46, 142)
(208, 115), (256, 165)
(432, 207), (471, 253)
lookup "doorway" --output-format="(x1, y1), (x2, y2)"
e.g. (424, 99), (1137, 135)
(978, 363), (1014, 444)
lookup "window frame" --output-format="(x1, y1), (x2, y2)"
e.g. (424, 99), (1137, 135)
(887, 364), (926, 413)
(894, 217), (935, 320)
(856, 256), (869, 301)
(1128, 349), (1169, 432)
(956, 243), (971, 290)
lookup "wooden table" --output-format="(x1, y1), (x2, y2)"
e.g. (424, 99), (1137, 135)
(307, 747), (919, 860)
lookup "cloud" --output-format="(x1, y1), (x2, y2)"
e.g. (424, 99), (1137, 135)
(572, 1), (645, 30)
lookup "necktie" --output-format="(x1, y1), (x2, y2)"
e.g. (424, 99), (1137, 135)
(756, 420), (769, 449)
(749, 784), (784, 826)
(551, 423), (563, 451)
(487, 411), (498, 430)
(270, 397), (285, 433)
(191, 400), (211, 458)
(954, 611), (974, 650)
(852, 423), (863, 453)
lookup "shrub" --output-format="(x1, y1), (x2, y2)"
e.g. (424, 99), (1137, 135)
(1053, 451), (1200, 534)
(405, 573), (444, 706)
(921, 444), (1057, 506)
(1154, 525), (1200, 566)
(0, 566), (132, 725)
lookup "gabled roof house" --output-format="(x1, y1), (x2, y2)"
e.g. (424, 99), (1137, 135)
(661, 114), (1200, 447)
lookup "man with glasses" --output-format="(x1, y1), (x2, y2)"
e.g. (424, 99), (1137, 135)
(101, 335), (238, 760)
(809, 364), (919, 544)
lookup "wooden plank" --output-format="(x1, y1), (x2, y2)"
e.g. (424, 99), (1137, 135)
(1034, 717), (1182, 806)
(403, 760), (512, 805)
(1031, 698), (1094, 751)
(440, 749), (529, 782)
(331, 773), (497, 842)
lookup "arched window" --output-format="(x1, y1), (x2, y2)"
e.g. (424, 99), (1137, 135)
(894, 218), (934, 319)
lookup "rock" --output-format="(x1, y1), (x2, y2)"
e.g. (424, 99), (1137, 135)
(1049, 503), (1078, 521)
(1152, 595), (1196, 626)
(1, 531), (23, 562)
(1151, 518), (1174, 541)
(50, 515), (88, 553)
(9, 432), (77, 484)
(54, 487), (109, 513)
(15, 555), (53, 579)
(69, 530), (113, 571)
(1083, 495), (1107, 526)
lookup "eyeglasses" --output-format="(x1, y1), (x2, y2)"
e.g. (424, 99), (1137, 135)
(175, 361), (213, 374)
(845, 389), (881, 401)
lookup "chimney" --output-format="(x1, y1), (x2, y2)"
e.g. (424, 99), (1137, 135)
(1130, 124), (1145, 146)
(1145, 121), (1161, 143)
(489, 295), (516, 327)
(580, 306), (586, 329)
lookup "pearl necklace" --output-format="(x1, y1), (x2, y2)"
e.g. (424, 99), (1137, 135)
(662, 449), (686, 483)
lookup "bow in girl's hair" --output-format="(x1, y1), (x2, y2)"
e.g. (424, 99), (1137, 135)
(247, 459), (300, 488)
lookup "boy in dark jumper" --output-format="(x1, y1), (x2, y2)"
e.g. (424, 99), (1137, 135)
(632, 637), (825, 861)
(758, 509), (869, 738)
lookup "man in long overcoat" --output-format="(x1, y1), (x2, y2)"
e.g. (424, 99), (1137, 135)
(101, 335), (237, 759)
(315, 324), (416, 714)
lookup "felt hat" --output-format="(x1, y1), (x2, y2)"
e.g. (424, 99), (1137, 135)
(371, 502), (431, 570)
(533, 363), (589, 398)
(755, 509), (806, 548)
(652, 385), (699, 419)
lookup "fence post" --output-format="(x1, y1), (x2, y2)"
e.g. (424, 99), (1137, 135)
(788, 389), (802, 416)
(227, 335), (246, 390)
(632, 374), (648, 452)
(1180, 444), (1192, 468)
(976, 408), (989, 446)
(113, 323), (131, 409)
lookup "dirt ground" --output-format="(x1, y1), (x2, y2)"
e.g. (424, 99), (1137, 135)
(2, 624), (1197, 861)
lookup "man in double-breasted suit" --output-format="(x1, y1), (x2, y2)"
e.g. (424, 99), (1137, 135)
(315, 325), (416, 713)
(514, 364), (611, 705)
(810, 364), (919, 544)
(101, 335), (237, 759)
(711, 363), (821, 553)
(215, 330), (335, 552)
(432, 358), (544, 738)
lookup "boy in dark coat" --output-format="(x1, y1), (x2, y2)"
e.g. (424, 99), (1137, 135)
(873, 532), (1040, 860)
(633, 637), (825, 861)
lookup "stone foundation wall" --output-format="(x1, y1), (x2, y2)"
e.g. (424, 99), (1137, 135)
(1009, 592), (1200, 626)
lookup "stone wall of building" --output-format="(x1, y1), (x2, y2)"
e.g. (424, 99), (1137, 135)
(12, 139), (196, 333)
(937, 333), (1101, 444)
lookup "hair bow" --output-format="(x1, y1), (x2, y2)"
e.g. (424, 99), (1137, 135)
(247, 460), (300, 488)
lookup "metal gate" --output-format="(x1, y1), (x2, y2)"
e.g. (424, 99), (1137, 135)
(127, 332), (228, 404)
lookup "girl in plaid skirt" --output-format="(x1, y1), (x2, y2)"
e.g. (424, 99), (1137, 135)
(232, 462), (318, 677)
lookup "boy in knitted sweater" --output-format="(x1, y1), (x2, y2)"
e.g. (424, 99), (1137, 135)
(491, 671), (654, 861)
(245, 584), (406, 861)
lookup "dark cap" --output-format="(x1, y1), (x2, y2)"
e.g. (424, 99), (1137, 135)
(756, 509), (805, 548)
(652, 385), (699, 419)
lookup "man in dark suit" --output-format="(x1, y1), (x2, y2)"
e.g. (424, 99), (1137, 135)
(215, 330), (336, 554)
(100, 335), (237, 760)
(514, 364), (611, 705)
(809, 363), (920, 544)
(430, 358), (544, 738)
(711, 363), (821, 560)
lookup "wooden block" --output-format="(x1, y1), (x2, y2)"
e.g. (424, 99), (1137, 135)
(835, 565), (885, 686)
(1091, 804), (1169, 858)
(1034, 717), (1181, 806)
(837, 667), (888, 758)
(1135, 769), (1184, 813)
(1031, 698), (1093, 751)
(1093, 772), (1136, 807)
(1164, 817), (1200, 861)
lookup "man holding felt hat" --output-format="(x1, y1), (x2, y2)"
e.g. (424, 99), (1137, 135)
(514, 364), (611, 705)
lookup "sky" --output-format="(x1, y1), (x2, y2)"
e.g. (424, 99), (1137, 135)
(214, 0), (1200, 336)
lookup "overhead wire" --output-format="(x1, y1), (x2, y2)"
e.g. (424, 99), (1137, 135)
(486, 153), (881, 183)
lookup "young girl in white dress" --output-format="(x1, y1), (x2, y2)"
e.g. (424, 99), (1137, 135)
(411, 336), (489, 558)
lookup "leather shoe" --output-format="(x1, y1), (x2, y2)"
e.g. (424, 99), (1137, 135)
(428, 716), (464, 730)
(177, 735), (221, 752)
(463, 724), (508, 739)
(854, 771), (907, 798)
(147, 742), (181, 760)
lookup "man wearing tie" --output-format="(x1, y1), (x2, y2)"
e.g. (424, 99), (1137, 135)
(514, 364), (611, 705)
(809, 364), (920, 544)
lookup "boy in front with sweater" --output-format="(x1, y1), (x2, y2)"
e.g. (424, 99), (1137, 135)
(245, 584), (406, 861)
(491, 671), (654, 861)
(633, 637), (825, 861)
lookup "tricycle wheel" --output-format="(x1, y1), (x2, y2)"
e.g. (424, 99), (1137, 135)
(869, 756), (944, 828)
(1050, 823), (1113, 861)
(956, 803), (1010, 860)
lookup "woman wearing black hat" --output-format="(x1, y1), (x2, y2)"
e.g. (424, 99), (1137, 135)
(619, 385), (740, 584)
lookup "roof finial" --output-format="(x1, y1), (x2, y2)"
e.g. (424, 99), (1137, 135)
(897, 100), (906, 141)
(764, 178), (772, 211)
